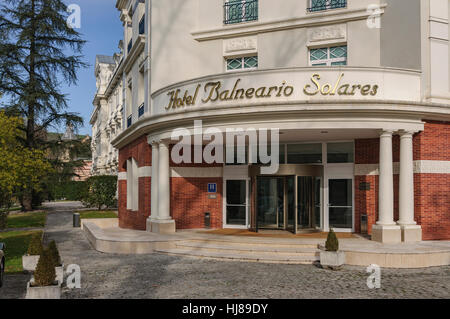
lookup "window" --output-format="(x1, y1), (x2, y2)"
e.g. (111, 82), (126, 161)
(310, 45), (347, 66)
(127, 38), (133, 53)
(287, 143), (322, 164)
(226, 180), (247, 226)
(327, 142), (354, 163)
(138, 103), (145, 118)
(139, 15), (145, 35)
(126, 158), (139, 211)
(308, 0), (347, 12)
(224, 0), (258, 25)
(226, 56), (258, 71)
(127, 115), (132, 128)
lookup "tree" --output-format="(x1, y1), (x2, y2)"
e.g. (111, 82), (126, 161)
(0, 112), (52, 211)
(0, 0), (86, 210)
(82, 176), (118, 210)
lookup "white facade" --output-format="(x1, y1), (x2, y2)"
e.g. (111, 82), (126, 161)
(93, 0), (450, 241)
(91, 54), (124, 175)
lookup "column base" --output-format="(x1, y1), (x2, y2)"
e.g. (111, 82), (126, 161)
(146, 218), (153, 233)
(371, 225), (402, 243)
(400, 225), (422, 242)
(151, 219), (176, 234)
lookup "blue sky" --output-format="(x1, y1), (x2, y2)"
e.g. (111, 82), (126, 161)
(61, 0), (123, 135)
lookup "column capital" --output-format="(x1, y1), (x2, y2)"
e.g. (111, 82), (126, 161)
(148, 136), (161, 146)
(398, 130), (416, 138)
(379, 130), (394, 137)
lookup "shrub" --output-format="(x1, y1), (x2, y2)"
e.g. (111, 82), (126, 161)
(47, 240), (62, 267)
(325, 229), (339, 252)
(82, 176), (117, 210)
(27, 233), (43, 256)
(48, 181), (88, 201)
(0, 212), (8, 230)
(34, 248), (56, 287)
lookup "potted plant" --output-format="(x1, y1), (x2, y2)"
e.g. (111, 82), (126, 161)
(48, 240), (64, 285)
(26, 248), (61, 299)
(320, 229), (346, 270)
(22, 233), (43, 272)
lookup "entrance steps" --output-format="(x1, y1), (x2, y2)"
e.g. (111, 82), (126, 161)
(154, 239), (321, 264)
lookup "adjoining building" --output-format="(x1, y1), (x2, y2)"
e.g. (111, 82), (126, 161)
(91, 54), (124, 176)
(95, 0), (450, 243)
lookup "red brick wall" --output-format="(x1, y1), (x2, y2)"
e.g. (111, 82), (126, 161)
(118, 136), (152, 230)
(413, 121), (450, 240)
(414, 121), (450, 161)
(118, 138), (224, 231)
(415, 174), (450, 240)
(355, 121), (450, 240)
(171, 177), (223, 229)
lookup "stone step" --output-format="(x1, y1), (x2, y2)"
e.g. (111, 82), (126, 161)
(185, 238), (320, 249)
(176, 241), (320, 256)
(154, 248), (320, 264)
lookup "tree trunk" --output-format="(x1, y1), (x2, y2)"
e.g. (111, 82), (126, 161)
(22, 192), (33, 211)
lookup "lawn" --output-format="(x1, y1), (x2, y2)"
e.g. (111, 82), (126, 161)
(79, 210), (118, 219)
(0, 230), (43, 273)
(6, 211), (47, 229)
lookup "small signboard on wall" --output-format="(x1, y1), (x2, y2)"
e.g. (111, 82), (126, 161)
(359, 182), (371, 191)
(208, 183), (217, 194)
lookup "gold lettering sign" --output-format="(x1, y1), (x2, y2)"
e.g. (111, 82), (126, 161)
(165, 73), (379, 110)
(303, 73), (379, 96)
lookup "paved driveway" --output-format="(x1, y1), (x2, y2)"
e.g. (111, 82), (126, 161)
(2, 202), (449, 299)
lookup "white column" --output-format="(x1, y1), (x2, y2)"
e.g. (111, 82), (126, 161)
(150, 141), (159, 221)
(398, 131), (422, 242)
(398, 132), (415, 226)
(377, 130), (395, 226)
(157, 141), (171, 220)
(372, 130), (401, 243)
(150, 140), (176, 233)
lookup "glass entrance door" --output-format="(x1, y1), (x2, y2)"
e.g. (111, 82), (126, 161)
(328, 179), (353, 230)
(297, 176), (321, 230)
(257, 177), (285, 229)
(256, 175), (320, 232)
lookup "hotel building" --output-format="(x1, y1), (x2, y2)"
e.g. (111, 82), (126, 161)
(94, 0), (450, 243)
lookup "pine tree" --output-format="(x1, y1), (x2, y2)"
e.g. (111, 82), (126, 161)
(0, 0), (86, 210)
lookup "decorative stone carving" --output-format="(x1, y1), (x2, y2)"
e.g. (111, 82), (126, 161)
(223, 36), (257, 56)
(307, 24), (347, 46)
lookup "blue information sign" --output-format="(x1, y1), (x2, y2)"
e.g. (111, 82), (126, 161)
(208, 183), (217, 193)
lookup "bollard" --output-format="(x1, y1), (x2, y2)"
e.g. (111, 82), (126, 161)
(204, 212), (211, 229)
(73, 213), (81, 228)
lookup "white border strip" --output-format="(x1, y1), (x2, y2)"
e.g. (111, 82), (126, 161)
(171, 167), (223, 178)
(355, 161), (450, 176)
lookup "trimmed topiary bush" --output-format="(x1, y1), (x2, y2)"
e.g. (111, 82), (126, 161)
(34, 248), (56, 287)
(27, 233), (43, 256)
(325, 229), (339, 252)
(82, 175), (117, 210)
(47, 240), (61, 267)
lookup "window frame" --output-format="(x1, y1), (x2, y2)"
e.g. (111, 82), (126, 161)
(309, 45), (347, 67)
(308, 0), (347, 13)
(224, 0), (259, 25)
(225, 55), (258, 72)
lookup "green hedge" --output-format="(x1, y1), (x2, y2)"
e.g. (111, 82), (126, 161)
(82, 175), (117, 210)
(48, 181), (87, 201)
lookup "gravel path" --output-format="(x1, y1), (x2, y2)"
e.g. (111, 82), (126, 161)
(43, 203), (450, 299)
(2, 202), (449, 299)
